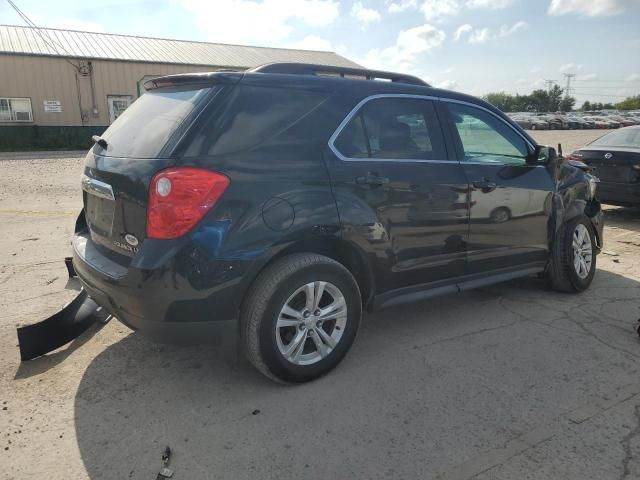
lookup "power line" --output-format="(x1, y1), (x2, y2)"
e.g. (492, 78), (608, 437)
(5, 0), (80, 70)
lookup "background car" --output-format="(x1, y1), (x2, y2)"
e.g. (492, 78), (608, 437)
(567, 126), (640, 206)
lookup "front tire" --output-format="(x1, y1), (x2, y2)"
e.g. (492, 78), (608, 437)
(548, 215), (597, 292)
(241, 253), (362, 383)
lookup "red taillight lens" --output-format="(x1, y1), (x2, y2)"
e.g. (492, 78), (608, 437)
(566, 151), (583, 161)
(147, 167), (230, 239)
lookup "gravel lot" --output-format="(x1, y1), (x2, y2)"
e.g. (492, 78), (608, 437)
(2, 129), (640, 480)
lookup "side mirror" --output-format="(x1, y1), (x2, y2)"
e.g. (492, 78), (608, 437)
(528, 145), (556, 165)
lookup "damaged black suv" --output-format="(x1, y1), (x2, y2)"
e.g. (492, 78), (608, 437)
(72, 63), (603, 383)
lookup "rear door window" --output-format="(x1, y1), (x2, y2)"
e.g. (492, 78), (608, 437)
(333, 97), (447, 160)
(98, 86), (213, 159)
(183, 85), (329, 157)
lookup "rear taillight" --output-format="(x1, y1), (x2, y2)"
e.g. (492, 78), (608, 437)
(566, 151), (584, 161)
(147, 167), (230, 239)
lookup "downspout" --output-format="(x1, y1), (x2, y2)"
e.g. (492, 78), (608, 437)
(88, 61), (98, 118)
(75, 71), (85, 126)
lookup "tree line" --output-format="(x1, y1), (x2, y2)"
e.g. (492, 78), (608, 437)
(482, 86), (640, 112)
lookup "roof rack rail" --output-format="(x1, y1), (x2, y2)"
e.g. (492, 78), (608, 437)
(250, 63), (430, 87)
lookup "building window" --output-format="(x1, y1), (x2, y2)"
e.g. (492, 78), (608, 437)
(0, 97), (33, 122)
(107, 95), (133, 123)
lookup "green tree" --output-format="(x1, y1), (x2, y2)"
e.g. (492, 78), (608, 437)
(529, 89), (550, 112)
(559, 96), (576, 112)
(581, 101), (592, 111)
(548, 85), (564, 111)
(483, 92), (514, 112)
(616, 95), (640, 110)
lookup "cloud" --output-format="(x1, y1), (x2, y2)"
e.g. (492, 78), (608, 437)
(498, 20), (527, 37)
(454, 24), (473, 40)
(387, 0), (417, 12)
(351, 2), (382, 29)
(179, 0), (339, 46)
(559, 63), (583, 72)
(441, 66), (455, 74)
(466, 0), (512, 8)
(548, 0), (627, 16)
(420, 0), (461, 21)
(285, 35), (333, 51)
(577, 73), (598, 80)
(436, 79), (459, 90)
(388, 0), (514, 18)
(469, 27), (491, 43)
(358, 24), (446, 73)
(455, 21), (525, 44)
(626, 73), (640, 81)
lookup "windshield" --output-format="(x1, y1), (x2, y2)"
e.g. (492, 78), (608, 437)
(590, 128), (640, 148)
(97, 85), (213, 158)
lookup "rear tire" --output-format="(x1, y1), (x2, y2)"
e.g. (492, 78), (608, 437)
(241, 253), (362, 383)
(548, 215), (597, 293)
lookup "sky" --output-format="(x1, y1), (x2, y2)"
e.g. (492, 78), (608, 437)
(1, 0), (640, 103)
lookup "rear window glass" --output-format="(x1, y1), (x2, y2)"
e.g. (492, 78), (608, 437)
(98, 86), (212, 158)
(590, 129), (640, 148)
(182, 85), (328, 157)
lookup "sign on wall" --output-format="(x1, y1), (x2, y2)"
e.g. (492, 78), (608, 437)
(43, 100), (62, 113)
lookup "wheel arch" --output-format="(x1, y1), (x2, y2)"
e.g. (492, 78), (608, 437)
(239, 236), (375, 313)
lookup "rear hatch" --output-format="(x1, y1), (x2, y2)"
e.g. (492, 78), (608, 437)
(577, 147), (640, 183)
(81, 80), (222, 260)
(574, 127), (640, 184)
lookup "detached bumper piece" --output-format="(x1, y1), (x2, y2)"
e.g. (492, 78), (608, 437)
(16, 257), (111, 361)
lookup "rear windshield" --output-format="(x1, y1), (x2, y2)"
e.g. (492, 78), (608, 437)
(97, 86), (213, 158)
(590, 129), (640, 148)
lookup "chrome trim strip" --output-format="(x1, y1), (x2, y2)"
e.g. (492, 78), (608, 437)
(327, 93), (536, 164)
(81, 175), (115, 201)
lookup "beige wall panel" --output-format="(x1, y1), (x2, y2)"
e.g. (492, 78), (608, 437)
(0, 55), (220, 126)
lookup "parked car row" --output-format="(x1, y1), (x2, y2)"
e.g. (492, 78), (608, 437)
(508, 110), (640, 130)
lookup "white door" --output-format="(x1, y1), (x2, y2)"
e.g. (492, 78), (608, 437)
(107, 95), (132, 123)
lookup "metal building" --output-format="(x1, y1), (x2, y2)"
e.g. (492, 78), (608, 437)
(0, 24), (359, 150)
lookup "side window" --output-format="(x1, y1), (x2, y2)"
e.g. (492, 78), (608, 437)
(333, 97), (447, 160)
(183, 85), (328, 157)
(448, 103), (529, 165)
(334, 113), (369, 158)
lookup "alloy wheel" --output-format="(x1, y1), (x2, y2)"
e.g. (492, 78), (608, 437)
(275, 281), (348, 366)
(572, 224), (593, 279)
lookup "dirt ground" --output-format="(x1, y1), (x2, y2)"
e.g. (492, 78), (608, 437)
(1, 129), (640, 480)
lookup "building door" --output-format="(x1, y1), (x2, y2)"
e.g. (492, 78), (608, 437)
(107, 95), (132, 123)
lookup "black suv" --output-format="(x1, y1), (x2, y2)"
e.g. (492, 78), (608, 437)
(73, 63), (603, 383)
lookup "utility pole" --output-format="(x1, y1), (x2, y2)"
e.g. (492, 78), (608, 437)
(563, 73), (576, 98)
(544, 79), (556, 93)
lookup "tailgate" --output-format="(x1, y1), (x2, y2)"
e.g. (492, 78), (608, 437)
(82, 153), (174, 259)
(579, 149), (640, 184)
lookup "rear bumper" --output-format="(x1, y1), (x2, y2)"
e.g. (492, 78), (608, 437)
(598, 182), (640, 206)
(72, 230), (248, 344)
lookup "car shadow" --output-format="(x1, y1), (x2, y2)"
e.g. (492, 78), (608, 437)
(602, 205), (640, 233)
(73, 268), (640, 480)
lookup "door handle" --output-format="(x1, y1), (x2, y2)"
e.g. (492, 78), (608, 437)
(356, 173), (389, 187)
(472, 178), (497, 193)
